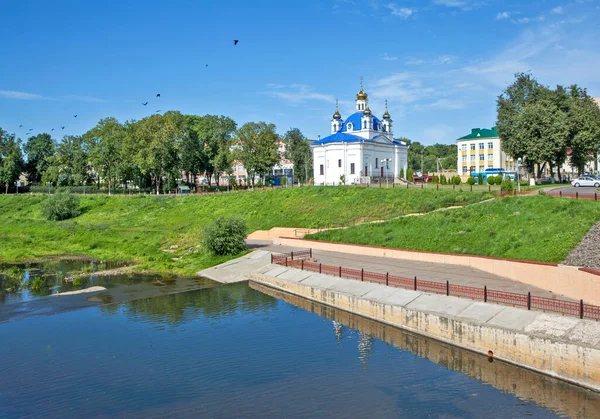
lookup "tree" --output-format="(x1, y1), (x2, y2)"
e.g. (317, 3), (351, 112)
(202, 216), (247, 256)
(180, 116), (207, 185)
(399, 168), (404, 180)
(406, 168), (413, 181)
(44, 135), (89, 186)
(213, 141), (232, 187)
(234, 122), (280, 186)
(129, 112), (185, 194)
(0, 129), (24, 193)
(188, 115), (237, 186)
(283, 128), (312, 184)
(23, 133), (54, 184)
(406, 139), (457, 173)
(84, 117), (125, 195)
(565, 86), (600, 174)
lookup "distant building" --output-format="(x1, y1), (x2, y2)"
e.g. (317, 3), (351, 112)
(456, 127), (515, 176)
(312, 79), (408, 185)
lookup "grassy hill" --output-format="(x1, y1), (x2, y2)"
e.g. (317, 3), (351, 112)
(0, 187), (492, 274)
(306, 195), (600, 263)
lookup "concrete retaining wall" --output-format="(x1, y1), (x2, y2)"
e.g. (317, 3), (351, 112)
(250, 270), (600, 392)
(274, 237), (600, 305)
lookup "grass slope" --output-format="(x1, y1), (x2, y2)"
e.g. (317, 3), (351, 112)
(0, 187), (491, 275)
(306, 195), (600, 263)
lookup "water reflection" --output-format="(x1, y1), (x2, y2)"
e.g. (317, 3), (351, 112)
(252, 282), (600, 419)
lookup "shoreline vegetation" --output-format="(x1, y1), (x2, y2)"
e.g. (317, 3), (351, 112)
(0, 187), (493, 275)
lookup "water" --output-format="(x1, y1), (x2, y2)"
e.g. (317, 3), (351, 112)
(1, 282), (599, 418)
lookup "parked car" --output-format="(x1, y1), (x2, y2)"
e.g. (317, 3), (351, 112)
(571, 177), (600, 187)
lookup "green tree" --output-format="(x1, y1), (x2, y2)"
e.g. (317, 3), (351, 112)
(565, 86), (600, 174)
(283, 128), (312, 184)
(202, 216), (247, 256)
(0, 129), (24, 193)
(399, 168), (404, 180)
(234, 122), (280, 186)
(213, 141), (232, 187)
(129, 112), (185, 194)
(23, 133), (54, 184)
(180, 116), (207, 185)
(188, 115), (237, 186)
(467, 176), (476, 186)
(84, 117), (125, 195)
(44, 135), (89, 187)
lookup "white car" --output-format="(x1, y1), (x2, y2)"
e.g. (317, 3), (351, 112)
(571, 177), (600, 187)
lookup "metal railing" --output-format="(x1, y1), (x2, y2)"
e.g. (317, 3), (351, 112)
(269, 250), (600, 321)
(545, 190), (598, 201)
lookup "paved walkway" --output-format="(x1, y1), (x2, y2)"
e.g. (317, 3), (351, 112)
(247, 240), (571, 300)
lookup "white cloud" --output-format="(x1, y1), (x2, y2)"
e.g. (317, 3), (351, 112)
(0, 90), (45, 100)
(496, 11), (511, 20)
(515, 17), (530, 23)
(386, 4), (415, 18)
(437, 55), (455, 64)
(432, 0), (482, 11)
(383, 52), (399, 61)
(265, 84), (335, 105)
(552, 6), (564, 14)
(405, 55), (455, 65)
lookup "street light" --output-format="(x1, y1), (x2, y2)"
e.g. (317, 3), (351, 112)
(516, 158), (522, 193)
(381, 159), (392, 188)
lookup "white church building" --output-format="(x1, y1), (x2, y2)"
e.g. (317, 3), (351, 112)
(312, 80), (409, 185)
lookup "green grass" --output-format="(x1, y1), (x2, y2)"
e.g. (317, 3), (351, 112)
(0, 187), (492, 275)
(306, 195), (600, 263)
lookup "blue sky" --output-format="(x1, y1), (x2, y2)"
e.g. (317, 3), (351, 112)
(1, 0), (599, 145)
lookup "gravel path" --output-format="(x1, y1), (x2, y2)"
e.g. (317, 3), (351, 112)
(563, 221), (600, 269)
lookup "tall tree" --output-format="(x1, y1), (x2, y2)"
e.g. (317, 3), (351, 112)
(234, 122), (280, 186)
(0, 129), (24, 193)
(23, 133), (54, 184)
(129, 111), (185, 194)
(44, 135), (89, 186)
(188, 115), (236, 186)
(565, 86), (600, 174)
(180, 116), (206, 185)
(283, 128), (312, 183)
(213, 141), (232, 187)
(84, 117), (125, 195)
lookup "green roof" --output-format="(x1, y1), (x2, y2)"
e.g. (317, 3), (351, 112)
(457, 127), (498, 141)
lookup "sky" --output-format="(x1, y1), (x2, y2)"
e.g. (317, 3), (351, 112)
(1, 0), (600, 145)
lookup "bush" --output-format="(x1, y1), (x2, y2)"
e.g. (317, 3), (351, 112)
(501, 178), (514, 192)
(202, 216), (248, 256)
(467, 177), (476, 186)
(452, 176), (461, 186)
(399, 168), (405, 180)
(477, 174), (483, 185)
(406, 168), (413, 181)
(440, 175), (447, 185)
(41, 191), (81, 221)
(431, 175), (439, 184)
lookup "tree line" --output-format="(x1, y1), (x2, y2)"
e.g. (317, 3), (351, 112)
(497, 73), (600, 178)
(0, 112), (313, 194)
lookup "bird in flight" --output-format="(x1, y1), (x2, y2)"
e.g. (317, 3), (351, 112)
(234, 40), (239, 45)
(19, 124), (23, 127)
(51, 128), (55, 131)
(206, 64), (208, 67)
(28, 128), (33, 131)
(142, 102), (148, 106)
(156, 94), (160, 97)
(61, 126), (65, 129)
(74, 115), (77, 118)
(156, 110), (161, 113)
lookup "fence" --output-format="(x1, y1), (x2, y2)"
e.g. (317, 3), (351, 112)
(545, 190), (598, 201)
(269, 250), (600, 321)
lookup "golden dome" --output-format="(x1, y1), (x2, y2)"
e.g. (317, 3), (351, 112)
(356, 76), (368, 100)
(382, 99), (391, 119)
(333, 99), (342, 119)
(363, 106), (372, 116)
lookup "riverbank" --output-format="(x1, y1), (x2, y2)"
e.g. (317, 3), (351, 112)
(0, 187), (492, 275)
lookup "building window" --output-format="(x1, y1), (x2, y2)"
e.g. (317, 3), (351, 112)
(488, 142), (493, 149)
(338, 159), (342, 168)
(470, 144), (476, 151)
(347, 123), (353, 131)
(327, 160), (329, 168)
(350, 163), (355, 174)
(488, 153), (493, 160)
(319, 165), (324, 175)
(470, 155), (475, 162)
(463, 166), (469, 174)
(479, 155), (484, 161)
(375, 158), (378, 168)
(479, 143), (484, 150)
(470, 166), (475, 174)
(461, 144), (467, 151)
(462, 156), (467, 162)
(363, 121), (366, 129)
(479, 165), (485, 172)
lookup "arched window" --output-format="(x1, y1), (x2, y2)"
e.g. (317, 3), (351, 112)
(347, 123), (353, 131)
(363, 121), (366, 129)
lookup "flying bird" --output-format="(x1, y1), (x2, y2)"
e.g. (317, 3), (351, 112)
(156, 94), (160, 97)
(234, 40), (239, 45)
(74, 115), (77, 118)
(156, 110), (161, 113)
(19, 125), (23, 127)
(61, 126), (65, 129)
(51, 128), (55, 131)
(142, 102), (148, 106)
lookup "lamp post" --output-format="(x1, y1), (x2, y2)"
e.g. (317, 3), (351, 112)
(381, 159), (392, 188)
(516, 158), (521, 193)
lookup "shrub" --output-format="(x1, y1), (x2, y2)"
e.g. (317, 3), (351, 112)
(440, 175), (447, 185)
(501, 178), (514, 192)
(339, 174), (346, 185)
(202, 216), (248, 256)
(41, 191), (81, 221)
(477, 174), (483, 185)
(452, 176), (461, 186)
(431, 175), (439, 184)
(399, 168), (405, 180)
(406, 168), (414, 181)
(467, 177), (476, 186)
(494, 175), (503, 185)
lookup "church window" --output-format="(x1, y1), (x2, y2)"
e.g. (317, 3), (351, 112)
(338, 159), (342, 168)
(375, 158), (379, 169)
(350, 163), (355, 174)
(319, 165), (324, 175)
(347, 123), (353, 130)
(363, 121), (366, 129)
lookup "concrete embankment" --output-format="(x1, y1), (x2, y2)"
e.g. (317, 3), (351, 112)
(251, 282), (600, 418)
(248, 264), (600, 392)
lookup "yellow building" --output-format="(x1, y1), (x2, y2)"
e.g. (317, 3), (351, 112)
(456, 127), (516, 176)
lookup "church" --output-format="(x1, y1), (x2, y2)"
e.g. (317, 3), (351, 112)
(312, 79), (409, 185)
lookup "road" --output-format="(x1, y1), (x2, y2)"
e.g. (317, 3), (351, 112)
(547, 185), (600, 197)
